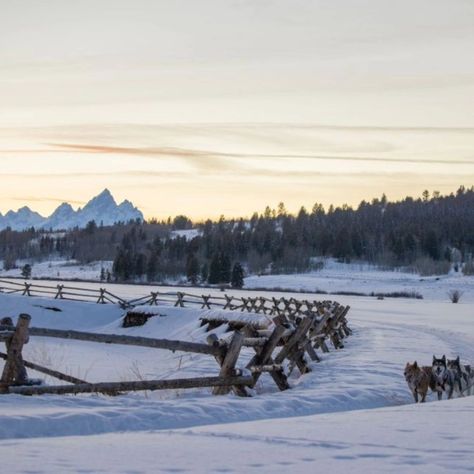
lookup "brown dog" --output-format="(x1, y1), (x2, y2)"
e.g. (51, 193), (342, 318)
(404, 361), (436, 403)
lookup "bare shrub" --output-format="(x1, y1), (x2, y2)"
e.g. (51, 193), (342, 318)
(407, 257), (451, 276)
(448, 289), (463, 303)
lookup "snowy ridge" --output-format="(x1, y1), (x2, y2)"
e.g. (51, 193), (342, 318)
(0, 189), (143, 231)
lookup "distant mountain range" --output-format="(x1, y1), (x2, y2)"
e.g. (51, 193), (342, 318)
(0, 189), (144, 231)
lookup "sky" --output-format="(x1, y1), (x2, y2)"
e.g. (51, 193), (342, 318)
(0, 0), (473, 219)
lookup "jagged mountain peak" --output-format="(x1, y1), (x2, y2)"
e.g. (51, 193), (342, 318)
(54, 202), (74, 211)
(0, 190), (143, 231)
(83, 189), (117, 210)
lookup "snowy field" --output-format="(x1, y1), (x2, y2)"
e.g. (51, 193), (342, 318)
(0, 259), (114, 282)
(1, 257), (472, 303)
(0, 281), (473, 472)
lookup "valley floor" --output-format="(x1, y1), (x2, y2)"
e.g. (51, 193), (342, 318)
(0, 280), (472, 472)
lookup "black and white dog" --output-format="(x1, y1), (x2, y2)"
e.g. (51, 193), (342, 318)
(432, 355), (455, 400)
(447, 356), (473, 396)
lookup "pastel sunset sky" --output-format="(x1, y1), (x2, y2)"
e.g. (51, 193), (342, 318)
(1, 0), (473, 219)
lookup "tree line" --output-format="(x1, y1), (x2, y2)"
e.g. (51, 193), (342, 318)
(1, 186), (474, 284)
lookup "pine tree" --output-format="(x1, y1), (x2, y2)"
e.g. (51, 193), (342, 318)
(186, 254), (200, 284)
(21, 263), (32, 279)
(231, 262), (244, 288)
(220, 253), (231, 283)
(134, 253), (147, 278)
(146, 252), (158, 282)
(200, 263), (208, 282)
(208, 253), (221, 284)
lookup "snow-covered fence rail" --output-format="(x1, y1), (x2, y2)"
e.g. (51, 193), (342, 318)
(0, 280), (352, 342)
(0, 314), (254, 396)
(0, 279), (127, 305)
(0, 305), (352, 397)
(0, 278), (345, 317)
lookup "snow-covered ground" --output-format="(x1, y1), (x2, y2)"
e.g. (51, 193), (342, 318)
(170, 228), (202, 240)
(1, 258), (472, 303)
(3, 398), (473, 473)
(245, 259), (474, 302)
(0, 259), (114, 281)
(0, 283), (473, 472)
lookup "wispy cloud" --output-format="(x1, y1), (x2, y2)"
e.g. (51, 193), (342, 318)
(45, 142), (474, 167)
(46, 143), (234, 171)
(8, 196), (85, 205)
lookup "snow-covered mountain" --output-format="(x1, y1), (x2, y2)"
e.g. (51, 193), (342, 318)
(0, 207), (45, 231)
(0, 189), (144, 231)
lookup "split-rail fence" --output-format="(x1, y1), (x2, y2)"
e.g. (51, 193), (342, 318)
(0, 279), (352, 397)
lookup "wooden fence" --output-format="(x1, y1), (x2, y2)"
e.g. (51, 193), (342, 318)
(0, 299), (352, 397)
(0, 279), (127, 305)
(0, 279), (349, 325)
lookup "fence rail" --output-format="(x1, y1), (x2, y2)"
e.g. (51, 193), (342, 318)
(0, 279), (126, 305)
(0, 279), (348, 324)
(0, 295), (352, 397)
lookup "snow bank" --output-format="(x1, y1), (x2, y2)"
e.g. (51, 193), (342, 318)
(1, 397), (474, 473)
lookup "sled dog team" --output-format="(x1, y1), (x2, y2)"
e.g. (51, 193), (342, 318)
(404, 355), (473, 403)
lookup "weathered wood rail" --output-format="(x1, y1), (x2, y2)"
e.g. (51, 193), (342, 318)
(0, 279), (127, 306)
(0, 279), (351, 330)
(0, 299), (352, 397)
(0, 314), (258, 396)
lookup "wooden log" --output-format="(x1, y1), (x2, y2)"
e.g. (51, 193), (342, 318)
(242, 337), (267, 348)
(287, 345), (311, 374)
(304, 342), (320, 362)
(28, 327), (225, 357)
(201, 295), (212, 309)
(274, 317), (313, 365)
(207, 334), (247, 397)
(0, 279), (24, 287)
(317, 338), (330, 353)
(54, 284), (64, 299)
(0, 352), (86, 385)
(7, 375), (254, 396)
(256, 328), (293, 338)
(174, 292), (185, 308)
(213, 332), (245, 396)
(310, 313), (331, 336)
(199, 318), (268, 332)
(248, 364), (283, 373)
(246, 325), (289, 391)
(1, 314), (30, 387)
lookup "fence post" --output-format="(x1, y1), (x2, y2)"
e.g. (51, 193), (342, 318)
(213, 331), (245, 396)
(174, 292), (185, 307)
(0, 314), (30, 390)
(22, 283), (31, 297)
(201, 295), (211, 309)
(223, 295), (234, 310)
(55, 284), (64, 299)
(97, 288), (106, 304)
(149, 292), (158, 305)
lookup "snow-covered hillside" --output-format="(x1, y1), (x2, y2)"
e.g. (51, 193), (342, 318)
(0, 287), (473, 472)
(0, 189), (143, 231)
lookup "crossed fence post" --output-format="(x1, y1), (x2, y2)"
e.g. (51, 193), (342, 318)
(55, 284), (64, 299)
(97, 288), (106, 304)
(22, 283), (32, 297)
